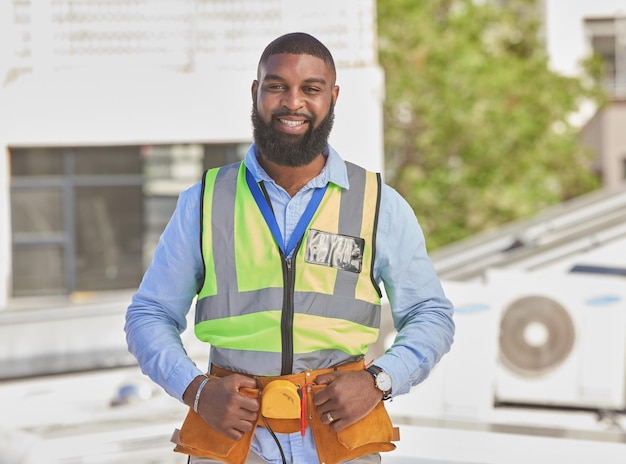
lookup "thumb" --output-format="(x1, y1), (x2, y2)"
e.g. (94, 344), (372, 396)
(236, 374), (259, 390)
(314, 372), (336, 385)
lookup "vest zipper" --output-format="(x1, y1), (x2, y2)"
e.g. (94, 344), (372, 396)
(280, 256), (296, 375)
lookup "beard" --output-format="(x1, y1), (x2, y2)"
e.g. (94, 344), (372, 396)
(251, 101), (335, 167)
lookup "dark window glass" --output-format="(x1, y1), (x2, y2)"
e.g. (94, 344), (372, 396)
(10, 148), (64, 176)
(204, 144), (241, 169)
(10, 146), (144, 296)
(11, 189), (64, 235)
(9, 143), (245, 297)
(74, 186), (143, 291)
(74, 146), (141, 175)
(12, 246), (66, 296)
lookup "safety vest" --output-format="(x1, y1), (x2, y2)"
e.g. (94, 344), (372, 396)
(195, 161), (382, 376)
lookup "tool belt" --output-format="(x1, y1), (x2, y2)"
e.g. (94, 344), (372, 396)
(171, 359), (400, 464)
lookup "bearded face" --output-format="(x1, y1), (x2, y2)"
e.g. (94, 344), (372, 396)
(251, 100), (335, 167)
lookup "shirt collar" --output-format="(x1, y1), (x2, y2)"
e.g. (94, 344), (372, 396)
(244, 143), (350, 190)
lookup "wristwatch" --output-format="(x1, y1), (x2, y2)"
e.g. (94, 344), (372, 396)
(366, 365), (392, 400)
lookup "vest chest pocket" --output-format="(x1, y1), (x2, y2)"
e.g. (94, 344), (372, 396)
(305, 229), (365, 273)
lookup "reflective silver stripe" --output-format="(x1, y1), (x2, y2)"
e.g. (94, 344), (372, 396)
(209, 347), (363, 376)
(196, 290), (380, 328)
(339, 162), (366, 237)
(334, 162), (366, 297)
(211, 164), (239, 297)
(296, 291), (379, 327)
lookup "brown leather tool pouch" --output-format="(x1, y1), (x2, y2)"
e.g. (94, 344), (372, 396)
(171, 383), (260, 464)
(170, 362), (400, 464)
(307, 384), (399, 464)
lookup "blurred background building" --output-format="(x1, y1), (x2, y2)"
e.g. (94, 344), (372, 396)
(575, 9), (626, 188)
(0, 2), (385, 461)
(0, 0), (383, 303)
(0, 0), (384, 377)
(0, 0), (625, 463)
(406, 0), (626, 449)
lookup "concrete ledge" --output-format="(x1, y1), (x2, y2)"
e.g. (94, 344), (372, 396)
(0, 293), (136, 379)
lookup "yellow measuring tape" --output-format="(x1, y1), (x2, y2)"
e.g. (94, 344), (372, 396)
(261, 380), (301, 419)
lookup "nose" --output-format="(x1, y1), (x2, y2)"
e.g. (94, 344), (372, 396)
(281, 89), (304, 111)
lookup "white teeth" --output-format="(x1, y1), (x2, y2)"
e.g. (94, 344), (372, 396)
(280, 119), (305, 127)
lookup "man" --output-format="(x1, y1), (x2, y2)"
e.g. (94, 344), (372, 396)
(125, 32), (454, 464)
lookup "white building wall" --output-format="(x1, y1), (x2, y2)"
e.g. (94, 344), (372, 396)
(0, 66), (384, 171)
(0, 0), (12, 310)
(0, 0), (383, 308)
(544, 0), (626, 77)
(0, 144), (8, 310)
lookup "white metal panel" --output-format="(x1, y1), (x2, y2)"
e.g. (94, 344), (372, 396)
(386, 280), (498, 422)
(488, 268), (626, 410)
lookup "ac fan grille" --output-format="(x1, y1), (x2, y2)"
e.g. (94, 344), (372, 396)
(499, 295), (576, 377)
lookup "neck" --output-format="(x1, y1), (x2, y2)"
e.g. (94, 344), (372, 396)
(257, 153), (326, 197)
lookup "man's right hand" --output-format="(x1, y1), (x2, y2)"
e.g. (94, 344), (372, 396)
(183, 374), (260, 440)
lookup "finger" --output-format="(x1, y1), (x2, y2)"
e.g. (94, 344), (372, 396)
(235, 375), (259, 389)
(313, 389), (330, 407)
(314, 372), (335, 385)
(331, 420), (349, 433)
(235, 417), (256, 433)
(238, 406), (260, 422)
(237, 396), (259, 412)
(225, 429), (243, 441)
(232, 377), (260, 412)
(225, 415), (257, 441)
(227, 426), (247, 441)
(322, 410), (337, 425)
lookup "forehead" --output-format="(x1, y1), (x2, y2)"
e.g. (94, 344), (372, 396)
(259, 53), (335, 84)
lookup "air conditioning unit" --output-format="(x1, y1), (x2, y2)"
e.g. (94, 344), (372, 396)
(488, 269), (626, 410)
(384, 280), (497, 422)
(439, 280), (498, 420)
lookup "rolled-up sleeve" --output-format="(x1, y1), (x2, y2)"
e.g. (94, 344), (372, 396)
(124, 183), (205, 401)
(373, 184), (455, 397)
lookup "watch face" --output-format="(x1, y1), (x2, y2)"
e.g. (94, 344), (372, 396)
(376, 371), (392, 392)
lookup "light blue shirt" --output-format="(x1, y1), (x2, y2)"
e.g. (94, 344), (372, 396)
(125, 143), (455, 463)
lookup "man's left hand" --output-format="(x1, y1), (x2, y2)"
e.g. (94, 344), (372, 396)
(313, 369), (383, 432)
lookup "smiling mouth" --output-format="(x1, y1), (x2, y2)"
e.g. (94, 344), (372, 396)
(278, 118), (307, 127)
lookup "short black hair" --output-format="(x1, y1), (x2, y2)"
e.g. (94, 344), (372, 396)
(257, 32), (336, 80)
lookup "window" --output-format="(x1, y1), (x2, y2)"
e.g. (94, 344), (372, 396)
(10, 147), (144, 296)
(585, 16), (626, 98)
(140, 143), (243, 268)
(10, 143), (246, 297)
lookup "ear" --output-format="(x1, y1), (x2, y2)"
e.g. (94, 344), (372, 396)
(251, 80), (259, 102)
(331, 85), (340, 106)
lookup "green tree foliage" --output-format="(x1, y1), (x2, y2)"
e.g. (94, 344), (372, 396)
(377, 0), (604, 249)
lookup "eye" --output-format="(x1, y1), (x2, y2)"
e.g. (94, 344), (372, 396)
(266, 83), (286, 91)
(303, 86), (321, 94)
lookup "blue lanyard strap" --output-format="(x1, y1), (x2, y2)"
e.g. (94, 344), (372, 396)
(245, 167), (327, 257)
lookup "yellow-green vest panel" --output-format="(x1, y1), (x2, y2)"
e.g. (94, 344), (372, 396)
(195, 161), (382, 375)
